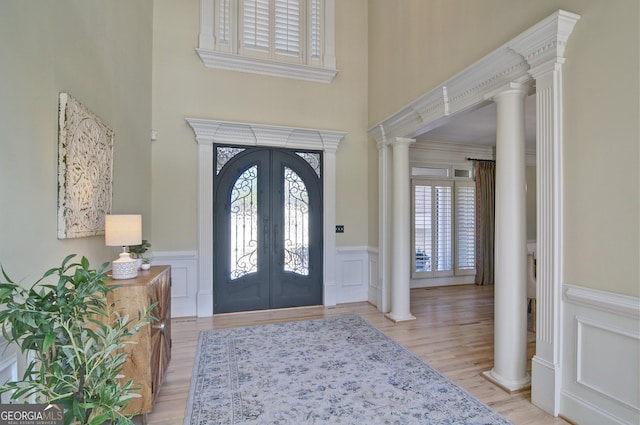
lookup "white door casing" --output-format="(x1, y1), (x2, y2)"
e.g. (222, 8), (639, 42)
(186, 119), (345, 316)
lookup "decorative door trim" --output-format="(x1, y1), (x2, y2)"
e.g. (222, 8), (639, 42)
(187, 118), (345, 316)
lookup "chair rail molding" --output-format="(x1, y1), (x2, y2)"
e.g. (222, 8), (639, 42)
(186, 118), (346, 316)
(369, 9), (580, 416)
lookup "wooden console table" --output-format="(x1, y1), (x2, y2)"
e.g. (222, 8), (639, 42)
(104, 265), (172, 418)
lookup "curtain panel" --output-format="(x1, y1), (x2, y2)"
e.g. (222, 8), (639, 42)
(475, 160), (495, 285)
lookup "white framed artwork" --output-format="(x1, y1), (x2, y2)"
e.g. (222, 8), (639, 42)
(57, 93), (113, 239)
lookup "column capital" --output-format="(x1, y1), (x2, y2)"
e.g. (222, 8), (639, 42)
(391, 137), (416, 148)
(485, 81), (533, 103)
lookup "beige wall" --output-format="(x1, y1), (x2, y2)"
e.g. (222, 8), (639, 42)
(368, 0), (639, 297)
(2, 1), (635, 298)
(151, 0), (370, 250)
(0, 1), (153, 282)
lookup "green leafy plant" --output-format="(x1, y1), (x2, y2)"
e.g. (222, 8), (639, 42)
(0, 255), (153, 425)
(127, 240), (150, 259)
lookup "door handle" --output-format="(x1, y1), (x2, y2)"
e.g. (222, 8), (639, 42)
(263, 219), (269, 251)
(274, 223), (278, 254)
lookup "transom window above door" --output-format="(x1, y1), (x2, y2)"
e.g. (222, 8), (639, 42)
(197, 0), (338, 83)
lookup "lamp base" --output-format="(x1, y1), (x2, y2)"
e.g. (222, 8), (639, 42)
(112, 252), (138, 280)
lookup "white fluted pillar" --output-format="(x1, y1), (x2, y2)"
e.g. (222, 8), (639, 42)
(483, 84), (531, 391)
(385, 137), (416, 322)
(377, 139), (393, 313)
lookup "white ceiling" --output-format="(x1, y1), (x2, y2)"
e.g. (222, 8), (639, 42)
(414, 94), (537, 147)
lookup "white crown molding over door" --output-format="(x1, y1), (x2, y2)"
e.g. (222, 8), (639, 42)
(186, 118), (345, 317)
(369, 10), (580, 417)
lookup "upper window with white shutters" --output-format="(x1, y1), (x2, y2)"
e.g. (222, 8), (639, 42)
(198, 0), (337, 83)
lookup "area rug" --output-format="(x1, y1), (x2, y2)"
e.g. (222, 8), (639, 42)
(184, 316), (513, 424)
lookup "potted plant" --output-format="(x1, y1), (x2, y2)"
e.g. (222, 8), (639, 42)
(127, 240), (151, 270)
(0, 255), (153, 425)
(140, 257), (151, 271)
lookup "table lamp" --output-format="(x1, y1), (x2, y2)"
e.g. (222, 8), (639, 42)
(105, 214), (142, 279)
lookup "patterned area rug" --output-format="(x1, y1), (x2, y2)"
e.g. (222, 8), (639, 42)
(184, 316), (513, 424)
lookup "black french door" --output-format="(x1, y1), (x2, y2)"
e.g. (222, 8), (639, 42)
(213, 146), (323, 313)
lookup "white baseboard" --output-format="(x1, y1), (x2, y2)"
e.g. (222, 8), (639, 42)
(561, 285), (640, 425)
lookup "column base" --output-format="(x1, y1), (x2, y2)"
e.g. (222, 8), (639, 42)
(482, 369), (531, 393)
(385, 312), (416, 322)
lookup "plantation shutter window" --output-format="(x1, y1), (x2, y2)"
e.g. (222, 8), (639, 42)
(413, 178), (476, 279)
(199, 0), (336, 82)
(414, 185), (433, 273)
(275, 0), (301, 58)
(413, 181), (453, 278)
(434, 185), (453, 273)
(309, 0), (321, 62)
(241, 0), (270, 54)
(216, 0), (232, 52)
(455, 182), (476, 275)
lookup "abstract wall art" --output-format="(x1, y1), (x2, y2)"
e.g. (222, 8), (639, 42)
(57, 93), (113, 239)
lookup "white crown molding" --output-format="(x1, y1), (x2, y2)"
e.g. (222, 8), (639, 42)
(185, 118), (345, 151)
(410, 139), (494, 157)
(369, 9), (580, 144)
(196, 49), (338, 84)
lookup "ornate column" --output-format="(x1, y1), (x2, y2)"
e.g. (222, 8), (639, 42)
(377, 136), (392, 312)
(483, 83), (531, 391)
(529, 63), (565, 413)
(510, 10), (580, 414)
(386, 137), (416, 322)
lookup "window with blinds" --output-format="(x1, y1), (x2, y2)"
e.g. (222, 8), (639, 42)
(199, 0), (336, 82)
(413, 179), (476, 278)
(242, 0), (270, 53)
(213, 0), (322, 65)
(455, 182), (476, 275)
(216, 0), (232, 49)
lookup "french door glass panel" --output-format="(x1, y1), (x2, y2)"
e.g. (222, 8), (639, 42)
(230, 165), (258, 280)
(283, 167), (309, 275)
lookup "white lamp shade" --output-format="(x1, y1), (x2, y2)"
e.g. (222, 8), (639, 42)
(105, 214), (142, 247)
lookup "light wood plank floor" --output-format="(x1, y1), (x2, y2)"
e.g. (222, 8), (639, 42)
(145, 285), (569, 425)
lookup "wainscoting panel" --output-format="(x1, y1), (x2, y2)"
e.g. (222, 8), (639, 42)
(368, 249), (380, 308)
(335, 247), (376, 304)
(561, 285), (640, 425)
(152, 251), (198, 318)
(153, 249), (377, 316)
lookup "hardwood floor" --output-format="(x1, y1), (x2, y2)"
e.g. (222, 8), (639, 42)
(144, 284), (568, 425)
